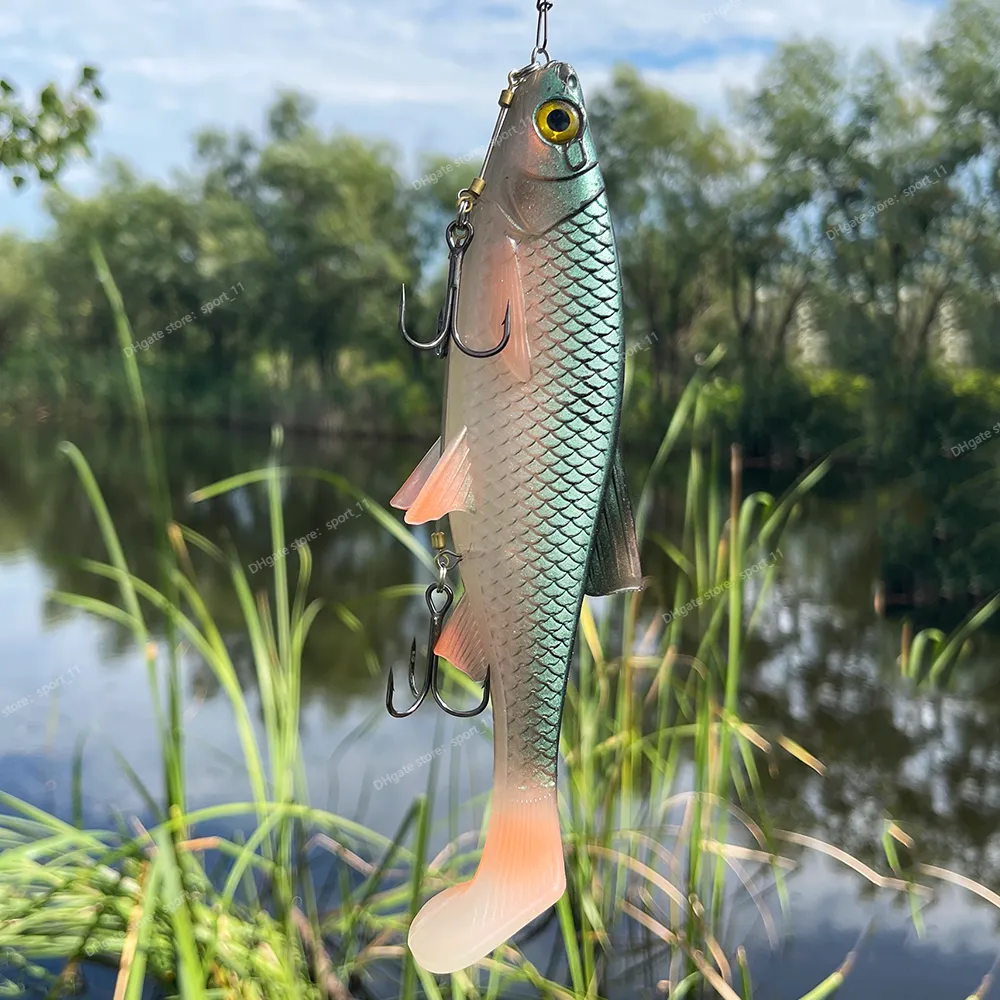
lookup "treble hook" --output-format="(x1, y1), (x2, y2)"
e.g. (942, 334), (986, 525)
(386, 583), (491, 719)
(399, 220), (511, 360)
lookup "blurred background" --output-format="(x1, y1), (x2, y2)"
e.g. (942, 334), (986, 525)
(3, 1), (1000, 997)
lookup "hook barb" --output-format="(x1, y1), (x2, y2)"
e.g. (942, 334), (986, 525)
(432, 666), (491, 718)
(399, 284), (448, 354)
(449, 300), (511, 360)
(386, 638), (429, 718)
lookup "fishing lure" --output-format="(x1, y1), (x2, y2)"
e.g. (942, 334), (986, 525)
(388, 0), (642, 974)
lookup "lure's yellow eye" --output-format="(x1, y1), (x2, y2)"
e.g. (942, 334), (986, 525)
(535, 100), (582, 144)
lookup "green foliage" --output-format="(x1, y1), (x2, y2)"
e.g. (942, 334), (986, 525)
(924, 0), (1000, 144)
(795, 369), (871, 456)
(591, 65), (738, 404)
(1, 93), (436, 433)
(0, 68), (104, 187)
(947, 367), (1000, 408)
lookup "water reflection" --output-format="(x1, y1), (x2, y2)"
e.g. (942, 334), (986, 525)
(0, 421), (429, 712)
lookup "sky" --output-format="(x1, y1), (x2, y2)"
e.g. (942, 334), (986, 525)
(0, 0), (946, 234)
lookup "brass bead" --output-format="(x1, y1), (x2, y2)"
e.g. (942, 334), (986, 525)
(469, 177), (486, 197)
(499, 88), (515, 107)
(431, 531), (447, 552)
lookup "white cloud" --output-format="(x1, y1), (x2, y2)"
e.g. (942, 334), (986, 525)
(0, 0), (949, 233)
(641, 50), (774, 118)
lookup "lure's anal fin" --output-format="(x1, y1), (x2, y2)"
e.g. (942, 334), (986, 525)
(585, 445), (644, 596)
(405, 426), (476, 525)
(434, 596), (489, 682)
(390, 437), (442, 511)
(494, 237), (530, 383)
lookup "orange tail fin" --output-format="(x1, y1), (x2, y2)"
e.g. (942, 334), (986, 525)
(408, 785), (565, 974)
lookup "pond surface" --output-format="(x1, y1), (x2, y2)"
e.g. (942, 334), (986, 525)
(1, 420), (999, 999)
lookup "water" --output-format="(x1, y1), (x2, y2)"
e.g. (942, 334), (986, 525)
(2, 420), (999, 998)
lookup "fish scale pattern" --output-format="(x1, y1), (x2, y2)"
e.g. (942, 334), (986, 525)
(450, 191), (623, 791)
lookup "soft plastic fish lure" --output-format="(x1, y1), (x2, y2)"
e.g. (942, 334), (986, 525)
(388, 1), (642, 974)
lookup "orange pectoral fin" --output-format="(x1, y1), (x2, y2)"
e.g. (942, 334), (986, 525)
(391, 437), (442, 511)
(434, 596), (489, 682)
(404, 427), (475, 525)
(493, 238), (530, 383)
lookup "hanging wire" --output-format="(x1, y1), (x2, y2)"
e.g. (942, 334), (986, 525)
(532, 1), (554, 65)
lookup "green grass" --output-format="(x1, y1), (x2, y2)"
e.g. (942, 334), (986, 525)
(3, 258), (1000, 999)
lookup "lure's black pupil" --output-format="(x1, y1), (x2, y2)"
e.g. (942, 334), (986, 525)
(547, 108), (572, 134)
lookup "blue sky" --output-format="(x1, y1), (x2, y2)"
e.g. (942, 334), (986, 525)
(0, 0), (945, 234)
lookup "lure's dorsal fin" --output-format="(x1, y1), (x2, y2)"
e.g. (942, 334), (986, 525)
(405, 426), (475, 525)
(390, 437), (442, 511)
(493, 238), (530, 383)
(585, 446), (644, 596)
(434, 596), (489, 682)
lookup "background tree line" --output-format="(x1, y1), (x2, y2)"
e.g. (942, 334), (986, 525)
(1, 0), (999, 468)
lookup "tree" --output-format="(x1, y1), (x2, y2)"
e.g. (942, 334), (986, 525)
(742, 38), (985, 382)
(590, 65), (738, 403)
(0, 68), (104, 188)
(923, 0), (1000, 369)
